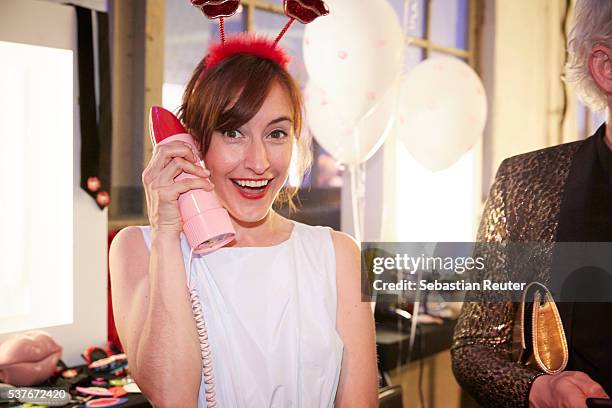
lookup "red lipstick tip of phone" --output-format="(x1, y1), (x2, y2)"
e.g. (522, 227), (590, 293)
(150, 106), (187, 144)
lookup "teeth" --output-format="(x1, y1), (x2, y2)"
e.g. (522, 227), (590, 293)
(234, 179), (270, 188)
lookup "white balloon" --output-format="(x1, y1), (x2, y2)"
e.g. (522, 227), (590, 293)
(303, 0), (403, 125)
(397, 57), (487, 171)
(305, 80), (397, 165)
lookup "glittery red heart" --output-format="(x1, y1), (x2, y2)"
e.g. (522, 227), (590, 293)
(191, 0), (240, 19)
(284, 0), (329, 24)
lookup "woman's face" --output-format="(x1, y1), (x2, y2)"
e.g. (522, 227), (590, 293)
(204, 81), (295, 224)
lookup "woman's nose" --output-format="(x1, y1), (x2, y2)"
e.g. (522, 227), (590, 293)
(244, 137), (270, 174)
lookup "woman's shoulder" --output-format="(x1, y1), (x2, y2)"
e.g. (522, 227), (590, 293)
(110, 226), (147, 254)
(109, 226), (150, 283)
(328, 230), (360, 273)
(292, 221), (359, 261)
(328, 229), (359, 251)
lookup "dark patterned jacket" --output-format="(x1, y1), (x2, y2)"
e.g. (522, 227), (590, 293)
(451, 126), (607, 408)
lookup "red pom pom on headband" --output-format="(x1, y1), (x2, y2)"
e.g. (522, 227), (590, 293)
(205, 34), (291, 72)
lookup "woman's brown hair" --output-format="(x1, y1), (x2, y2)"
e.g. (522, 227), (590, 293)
(178, 53), (311, 212)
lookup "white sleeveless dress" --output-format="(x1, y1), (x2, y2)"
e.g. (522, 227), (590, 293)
(139, 220), (344, 407)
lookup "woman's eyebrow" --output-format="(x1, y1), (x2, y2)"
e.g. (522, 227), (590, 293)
(267, 116), (292, 126)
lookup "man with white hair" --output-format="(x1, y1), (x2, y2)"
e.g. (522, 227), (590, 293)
(451, 0), (612, 407)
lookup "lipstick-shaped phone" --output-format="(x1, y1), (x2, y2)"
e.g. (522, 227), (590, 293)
(149, 106), (235, 253)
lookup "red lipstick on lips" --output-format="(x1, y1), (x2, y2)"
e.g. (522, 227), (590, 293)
(231, 178), (273, 200)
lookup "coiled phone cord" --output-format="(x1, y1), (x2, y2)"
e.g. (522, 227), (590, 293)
(187, 248), (217, 407)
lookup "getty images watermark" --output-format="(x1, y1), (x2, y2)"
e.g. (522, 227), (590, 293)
(361, 242), (612, 303)
(371, 252), (525, 292)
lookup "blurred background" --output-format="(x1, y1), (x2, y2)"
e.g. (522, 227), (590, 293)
(0, 0), (606, 407)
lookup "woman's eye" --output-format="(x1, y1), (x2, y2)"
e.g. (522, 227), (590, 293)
(223, 130), (242, 139)
(268, 130), (288, 140)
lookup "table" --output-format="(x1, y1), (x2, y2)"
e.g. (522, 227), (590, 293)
(376, 318), (457, 372)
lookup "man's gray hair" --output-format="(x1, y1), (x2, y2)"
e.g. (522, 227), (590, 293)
(564, 0), (612, 111)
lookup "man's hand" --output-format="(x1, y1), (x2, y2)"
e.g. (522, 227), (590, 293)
(530, 371), (609, 408)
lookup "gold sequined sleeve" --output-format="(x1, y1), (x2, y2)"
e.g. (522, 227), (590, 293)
(451, 159), (544, 408)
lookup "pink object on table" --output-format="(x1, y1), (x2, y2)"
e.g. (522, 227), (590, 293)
(85, 397), (129, 407)
(149, 106), (235, 254)
(0, 330), (62, 386)
(76, 386), (114, 397)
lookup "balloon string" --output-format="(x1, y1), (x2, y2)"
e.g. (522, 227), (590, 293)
(349, 164), (365, 242)
(187, 248), (217, 408)
(358, 177), (364, 241)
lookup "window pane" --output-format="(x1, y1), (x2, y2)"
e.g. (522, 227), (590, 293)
(404, 45), (425, 71)
(387, 0), (427, 38)
(164, 0), (246, 107)
(430, 0), (468, 50)
(0, 41), (73, 333)
(395, 144), (478, 241)
(253, 9), (307, 85)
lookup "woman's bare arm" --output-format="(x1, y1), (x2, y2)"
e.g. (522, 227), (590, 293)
(332, 231), (378, 407)
(110, 226), (201, 407)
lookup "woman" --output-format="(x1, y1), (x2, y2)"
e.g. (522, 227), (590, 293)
(109, 40), (378, 407)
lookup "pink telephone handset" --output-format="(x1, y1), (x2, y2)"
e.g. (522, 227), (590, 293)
(149, 106), (235, 253)
(150, 107), (227, 405)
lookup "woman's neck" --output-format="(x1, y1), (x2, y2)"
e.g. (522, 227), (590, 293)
(228, 210), (292, 247)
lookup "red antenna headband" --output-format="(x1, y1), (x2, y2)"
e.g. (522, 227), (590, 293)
(190, 0), (329, 72)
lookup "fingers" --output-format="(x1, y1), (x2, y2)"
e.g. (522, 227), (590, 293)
(583, 381), (610, 399)
(532, 371), (610, 408)
(156, 177), (215, 202)
(156, 157), (210, 186)
(568, 372), (610, 399)
(562, 394), (588, 408)
(143, 142), (203, 184)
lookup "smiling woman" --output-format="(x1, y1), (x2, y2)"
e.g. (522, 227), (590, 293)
(109, 33), (378, 408)
(202, 79), (296, 219)
(179, 50), (310, 214)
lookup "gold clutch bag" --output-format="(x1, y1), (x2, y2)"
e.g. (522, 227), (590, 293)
(512, 282), (568, 374)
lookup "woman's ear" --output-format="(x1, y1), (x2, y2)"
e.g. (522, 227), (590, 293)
(589, 45), (612, 94)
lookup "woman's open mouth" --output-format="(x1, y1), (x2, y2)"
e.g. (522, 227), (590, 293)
(230, 178), (274, 200)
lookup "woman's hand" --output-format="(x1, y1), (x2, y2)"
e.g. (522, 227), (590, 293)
(142, 141), (214, 232)
(529, 371), (610, 408)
